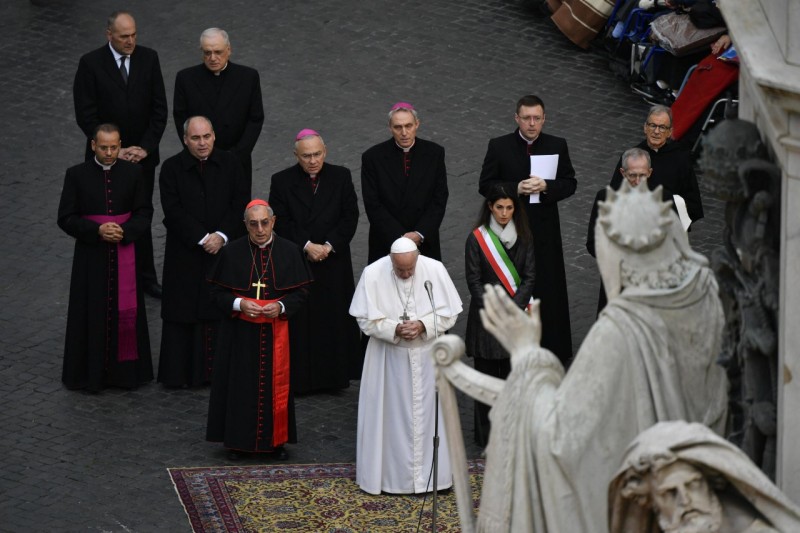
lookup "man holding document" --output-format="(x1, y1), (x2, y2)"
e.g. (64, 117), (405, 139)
(478, 94), (577, 365)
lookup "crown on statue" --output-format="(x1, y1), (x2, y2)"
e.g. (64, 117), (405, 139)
(598, 182), (673, 253)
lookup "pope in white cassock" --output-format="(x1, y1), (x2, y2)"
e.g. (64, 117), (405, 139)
(350, 237), (463, 494)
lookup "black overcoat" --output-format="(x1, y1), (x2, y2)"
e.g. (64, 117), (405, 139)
(361, 138), (449, 262)
(478, 130), (577, 364)
(464, 231), (536, 360)
(57, 160), (154, 391)
(609, 139), (703, 223)
(73, 44), (168, 169)
(269, 162), (361, 392)
(173, 62), (264, 184)
(159, 148), (250, 322)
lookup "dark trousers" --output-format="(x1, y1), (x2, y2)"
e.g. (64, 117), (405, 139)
(473, 357), (512, 447)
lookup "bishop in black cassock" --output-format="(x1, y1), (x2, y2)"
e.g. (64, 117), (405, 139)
(158, 117), (249, 388)
(58, 125), (154, 391)
(478, 95), (577, 366)
(361, 102), (449, 263)
(269, 129), (361, 392)
(206, 200), (312, 456)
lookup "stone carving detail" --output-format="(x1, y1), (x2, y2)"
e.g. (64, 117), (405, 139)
(433, 182), (728, 532)
(700, 119), (781, 479)
(609, 421), (800, 532)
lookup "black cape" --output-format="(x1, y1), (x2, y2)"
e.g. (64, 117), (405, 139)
(478, 130), (577, 365)
(57, 159), (154, 391)
(206, 235), (312, 451)
(269, 162), (361, 392)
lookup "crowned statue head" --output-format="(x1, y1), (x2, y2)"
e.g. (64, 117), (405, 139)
(594, 182), (708, 301)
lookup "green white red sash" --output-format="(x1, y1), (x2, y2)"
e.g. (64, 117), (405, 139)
(473, 225), (522, 296)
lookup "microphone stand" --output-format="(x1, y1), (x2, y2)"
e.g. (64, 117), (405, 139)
(425, 281), (440, 532)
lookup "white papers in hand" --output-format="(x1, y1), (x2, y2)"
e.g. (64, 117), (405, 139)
(528, 154), (559, 204)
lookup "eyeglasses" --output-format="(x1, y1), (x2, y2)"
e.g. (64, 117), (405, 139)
(623, 172), (650, 180)
(645, 122), (671, 132)
(247, 218), (273, 228)
(517, 114), (544, 124)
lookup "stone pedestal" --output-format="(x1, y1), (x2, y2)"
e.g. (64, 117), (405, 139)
(721, 0), (800, 503)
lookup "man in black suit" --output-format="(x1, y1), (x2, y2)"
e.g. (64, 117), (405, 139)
(361, 102), (449, 263)
(73, 10), (167, 298)
(157, 116), (250, 388)
(478, 94), (577, 366)
(268, 129), (361, 393)
(173, 28), (264, 189)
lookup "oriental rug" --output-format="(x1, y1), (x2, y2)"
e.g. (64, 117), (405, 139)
(169, 460), (484, 532)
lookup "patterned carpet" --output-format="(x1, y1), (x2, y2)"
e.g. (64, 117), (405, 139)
(169, 460), (484, 532)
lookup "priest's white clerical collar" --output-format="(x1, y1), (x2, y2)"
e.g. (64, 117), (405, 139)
(212, 62), (229, 76)
(395, 141), (415, 153)
(518, 130), (536, 145)
(254, 235), (274, 249)
(94, 157), (117, 171)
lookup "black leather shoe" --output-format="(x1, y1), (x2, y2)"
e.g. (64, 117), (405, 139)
(144, 282), (162, 299)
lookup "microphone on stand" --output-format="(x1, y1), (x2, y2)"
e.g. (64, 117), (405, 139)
(424, 279), (440, 532)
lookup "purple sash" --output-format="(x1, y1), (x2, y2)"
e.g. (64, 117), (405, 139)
(84, 213), (138, 362)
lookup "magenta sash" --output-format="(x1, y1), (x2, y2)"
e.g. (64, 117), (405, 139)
(84, 213), (138, 362)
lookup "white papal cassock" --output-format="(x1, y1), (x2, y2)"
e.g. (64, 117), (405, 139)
(350, 254), (463, 494)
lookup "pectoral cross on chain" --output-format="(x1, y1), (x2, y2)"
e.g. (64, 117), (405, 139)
(399, 310), (410, 321)
(252, 280), (266, 300)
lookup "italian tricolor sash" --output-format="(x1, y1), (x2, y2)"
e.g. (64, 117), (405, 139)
(473, 226), (533, 310)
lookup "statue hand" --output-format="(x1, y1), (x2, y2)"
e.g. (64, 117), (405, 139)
(479, 284), (541, 357)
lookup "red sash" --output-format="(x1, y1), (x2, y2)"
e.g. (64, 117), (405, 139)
(236, 297), (290, 447)
(83, 213), (137, 362)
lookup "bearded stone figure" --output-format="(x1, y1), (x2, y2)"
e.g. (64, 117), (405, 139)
(433, 182), (729, 532)
(609, 421), (800, 532)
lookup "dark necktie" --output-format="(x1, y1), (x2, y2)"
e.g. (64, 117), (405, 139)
(403, 151), (411, 176)
(309, 175), (319, 194)
(199, 159), (205, 174)
(119, 56), (128, 84)
(526, 142), (534, 156)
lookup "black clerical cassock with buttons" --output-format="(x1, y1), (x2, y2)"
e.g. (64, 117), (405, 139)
(206, 234), (312, 453)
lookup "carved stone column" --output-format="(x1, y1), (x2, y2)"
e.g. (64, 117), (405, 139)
(721, 0), (800, 503)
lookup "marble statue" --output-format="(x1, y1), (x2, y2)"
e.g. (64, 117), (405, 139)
(609, 421), (800, 532)
(700, 119), (781, 479)
(433, 182), (729, 532)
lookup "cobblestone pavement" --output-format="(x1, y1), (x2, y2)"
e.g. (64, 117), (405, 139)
(0, 0), (724, 531)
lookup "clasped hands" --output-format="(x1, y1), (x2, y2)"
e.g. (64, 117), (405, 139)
(98, 222), (123, 243)
(395, 320), (426, 341)
(119, 146), (148, 164)
(306, 242), (332, 262)
(517, 175), (548, 195)
(241, 299), (281, 318)
(202, 233), (225, 254)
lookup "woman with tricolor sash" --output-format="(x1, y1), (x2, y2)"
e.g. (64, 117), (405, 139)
(464, 184), (535, 447)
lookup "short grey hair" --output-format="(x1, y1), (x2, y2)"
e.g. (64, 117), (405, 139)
(294, 133), (325, 151)
(387, 106), (419, 124)
(200, 28), (230, 48)
(621, 147), (651, 170)
(183, 116), (214, 135)
(646, 104), (672, 126)
(243, 203), (274, 219)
